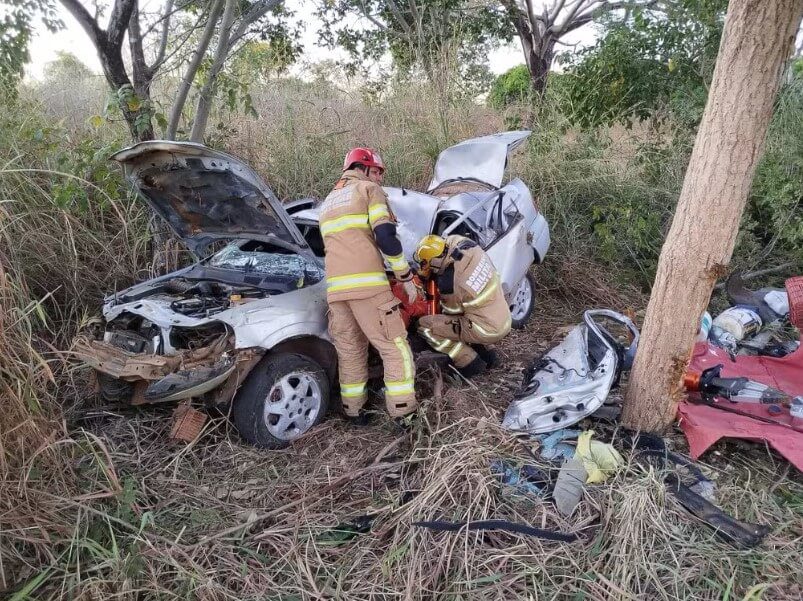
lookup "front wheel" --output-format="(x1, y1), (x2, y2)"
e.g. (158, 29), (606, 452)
(509, 271), (536, 329)
(232, 353), (330, 449)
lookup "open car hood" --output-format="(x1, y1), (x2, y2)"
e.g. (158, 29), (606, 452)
(428, 130), (532, 192)
(111, 141), (311, 256)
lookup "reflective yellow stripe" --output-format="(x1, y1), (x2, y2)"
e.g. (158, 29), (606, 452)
(385, 379), (415, 396)
(447, 342), (464, 359)
(320, 213), (370, 236)
(394, 336), (414, 380)
(472, 315), (512, 338)
(462, 275), (500, 309)
(441, 301), (462, 315)
(368, 203), (391, 225)
(472, 321), (494, 337)
(419, 328), (452, 352)
(341, 382), (367, 397)
(327, 271), (388, 293)
(385, 253), (408, 273)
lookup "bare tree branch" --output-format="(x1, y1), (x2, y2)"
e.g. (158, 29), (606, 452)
(151, 11), (209, 76)
(59, 0), (107, 48)
(226, 0), (283, 54)
(551, 0), (591, 35)
(166, 0), (224, 139)
(107, 0), (137, 48)
(190, 0), (238, 142)
(150, 0), (175, 71)
(357, 0), (392, 34)
(385, 0), (415, 37)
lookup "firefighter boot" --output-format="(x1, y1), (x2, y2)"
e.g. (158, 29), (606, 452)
(458, 355), (488, 379)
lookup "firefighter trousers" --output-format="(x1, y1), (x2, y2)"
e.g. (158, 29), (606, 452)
(328, 289), (417, 417)
(418, 314), (509, 368)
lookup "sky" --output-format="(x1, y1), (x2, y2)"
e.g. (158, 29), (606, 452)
(25, 1), (598, 80)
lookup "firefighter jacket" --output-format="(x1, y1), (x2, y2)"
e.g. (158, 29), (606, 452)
(434, 235), (512, 338)
(320, 169), (410, 302)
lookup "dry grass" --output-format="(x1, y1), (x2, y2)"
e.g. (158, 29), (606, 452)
(3, 294), (802, 599)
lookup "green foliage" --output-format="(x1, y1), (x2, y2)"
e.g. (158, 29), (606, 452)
(562, 0), (727, 128)
(746, 77), (803, 261)
(230, 39), (301, 83)
(319, 0), (510, 95)
(488, 65), (531, 108)
(0, 0), (61, 101)
(42, 51), (92, 81)
(99, 85), (165, 138)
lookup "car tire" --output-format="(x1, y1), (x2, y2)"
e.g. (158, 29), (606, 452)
(510, 271), (536, 329)
(97, 372), (134, 402)
(232, 353), (330, 449)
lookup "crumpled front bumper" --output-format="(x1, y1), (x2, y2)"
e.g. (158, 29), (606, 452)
(73, 336), (249, 404)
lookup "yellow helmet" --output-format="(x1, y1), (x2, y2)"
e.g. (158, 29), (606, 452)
(414, 235), (446, 276)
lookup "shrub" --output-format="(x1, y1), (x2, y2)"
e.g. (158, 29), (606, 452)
(488, 64), (531, 108)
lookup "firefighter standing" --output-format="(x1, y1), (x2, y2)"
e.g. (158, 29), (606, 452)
(321, 148), (420, 422)
(414, 234), (512, 377)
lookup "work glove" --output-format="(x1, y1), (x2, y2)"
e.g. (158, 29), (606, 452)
(401, 278), (422, 304)
(399, 270), (424, 305)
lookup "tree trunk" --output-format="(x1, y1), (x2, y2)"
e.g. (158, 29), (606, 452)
(166, 0), (225, 140)
(127, 1), (155, 140)
(528, 43), (554, 98)
(622, 0), (803, 432)
(189, 0), (238, 143)
(96, 44), (153, 142)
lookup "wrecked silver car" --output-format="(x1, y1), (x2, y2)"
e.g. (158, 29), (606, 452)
(503, 310), (640, 433)
(289, 131), (551, 328)
(74, 141), (335, 449)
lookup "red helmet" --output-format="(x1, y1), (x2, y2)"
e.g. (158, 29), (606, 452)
(343, 147), (385, 173)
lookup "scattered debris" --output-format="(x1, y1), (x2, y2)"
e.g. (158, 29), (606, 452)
(502, 310), (639, 433)
(316, 514), (377, 545)
(535, 428), (581, 461)
(574, 430), (624, 484)
(682, 276), (803, 471)
(712, 306), (763, 342)
(170, 402), (207, 442)
(624, 432), (769, 548)
(665, 474), (770, 549)
(551, 458), (587, 517)
(678, 403), (803, 471)
(725, 270), (790, 324)
(490, 460), (548, 497)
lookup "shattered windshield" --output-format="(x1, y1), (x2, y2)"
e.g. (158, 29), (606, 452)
(209, 244), (324, 285)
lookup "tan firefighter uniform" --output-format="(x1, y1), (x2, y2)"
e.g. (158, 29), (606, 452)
(321, 169), (417, 417)
(418, 235), (512, 368)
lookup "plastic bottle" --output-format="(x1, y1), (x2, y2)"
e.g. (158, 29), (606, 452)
(696, 311), (712, 342)
(712, 306), (763, 342)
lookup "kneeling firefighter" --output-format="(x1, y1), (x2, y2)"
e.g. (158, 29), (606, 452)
(414, 234), (512, 377)
(321, 148), (421, 423)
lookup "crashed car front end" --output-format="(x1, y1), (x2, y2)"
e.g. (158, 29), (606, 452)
(74, 140), (331, 409)
(76, 266), (329, 405)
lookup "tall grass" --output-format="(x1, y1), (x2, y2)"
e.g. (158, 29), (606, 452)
(1, 73), (800, 598)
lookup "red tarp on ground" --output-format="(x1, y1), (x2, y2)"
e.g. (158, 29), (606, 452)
(679, 276), (803, 472)
(678, 402), (803, 472)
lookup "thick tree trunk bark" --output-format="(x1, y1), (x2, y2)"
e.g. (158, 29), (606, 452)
(622, 0), (803, 432)
(528, 44), (554, 98)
